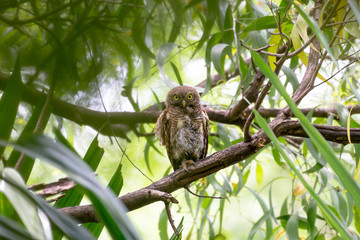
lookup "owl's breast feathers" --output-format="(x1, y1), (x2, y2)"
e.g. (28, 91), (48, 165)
(155, 107), (209, 170)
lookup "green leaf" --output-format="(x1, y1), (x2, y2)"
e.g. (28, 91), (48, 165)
(198, 198), (212, 240)
(170, 62), (183, 86)
(143, 141), (153, 174)
(268, 182), (277, 223)
(348, 0), (360, 26)
(277, 214), (310, 229)
(336, 191), (348, 223)
(169, 217), (184, 240)
(333, 103), (348, 127)
(54, 128), (78, 155)
(7, 95), (50, 182)
(248, 211), (271, 240)
(280, 197), (289, 230)
(253, 108), (352, 239)
(158, 208), (168, 240)
(354, 205), (360, 234)
(293, 3), (335, 63)
(156, 43), (178, 87)
(219, 198), (225, 233)
(251, 49), (360, 212)
(84, 162), (123, 238)
(272, 146), (282, 166)
(286, 212), (299, 240)
(0, 168), (49, 240)
(0, 214), (33, 240)
(184, 191), (193, 218)
(282, 66), (299, 93)
(232, 165), (244, 196)
(132, 17), (155, 59)
(345, 192), (354, 227)
(307, 199), (317, 238)
(6, 134), (140, 240)
(151, 89), (163, 110)
(204, 32), (222, 94)
(108, 162), (124, 196)
(243, 16), (278, 32)
(218, 0), (229, 31)
(1, 168), (94, 240)
(304, 162), (324, 174)
(217, 123), (231, 148)
(238, 53), (249, 89)
(211, 43), (232, 79)
(344, 78), (360, 104)
(256, 163), (263, 186)
(0, 59), (24, 155)
(303, 138), (326, 173)
(193, 0), (218, 57)
(207, 215), (215, 239)
(168, 0), (184, 42)
(247, 187), (272, 240)
(220, 1), (233, 45)
(54, 136), (104, 209)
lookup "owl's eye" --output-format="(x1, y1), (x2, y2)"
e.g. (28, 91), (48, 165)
(173, 95), (180, 101)
(187, 94), (193, 100)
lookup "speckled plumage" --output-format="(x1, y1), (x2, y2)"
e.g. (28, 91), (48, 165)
(155, 86), (209, 171)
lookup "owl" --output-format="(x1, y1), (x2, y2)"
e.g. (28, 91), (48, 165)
(155, 86), (209, 172)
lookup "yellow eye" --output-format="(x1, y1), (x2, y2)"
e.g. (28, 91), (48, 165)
(173, 95), (179, 100)
(187, 94), (193, 99)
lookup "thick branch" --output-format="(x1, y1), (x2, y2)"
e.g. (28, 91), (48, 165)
(2, 72), (356, 138)
(258, 106), (360, 119)
(60, 121), (360, 223)
(275, 120), (360, 144)
(60, 137), (260, 223)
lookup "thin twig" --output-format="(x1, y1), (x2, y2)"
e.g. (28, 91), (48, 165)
(165, 202), (179, 236)
(313, 59), (357, 88)
(185, 185), (226, 199)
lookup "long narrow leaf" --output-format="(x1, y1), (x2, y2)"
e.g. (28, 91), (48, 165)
(293, 3), (336, 63)
(0, 214), (33, 240)
(247, 187), (272, 240)
(0, 168), (49, 240)
(253, 109), (352, 239)
(348, 0), (360, 25)
(54, 135), (104, 209)
(251, 50), (360, 209)
(0, 59), (24, 155)
(84, 162), (123, 238)
(286, 211), (299, 240)
(1, 168), (94, 240)
(156, 43), (178, 87)
(54, 136), (104, 240)
(3, 134), (140, 240)
(7, 95), (49, 182)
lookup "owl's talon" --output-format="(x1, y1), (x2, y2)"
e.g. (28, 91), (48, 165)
(182, 160), (195, 172)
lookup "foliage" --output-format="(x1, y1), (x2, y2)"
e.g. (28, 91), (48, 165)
(0, 0), (360, 239)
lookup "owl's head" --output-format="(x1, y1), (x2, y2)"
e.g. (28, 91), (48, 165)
(165, 86), (201, 113)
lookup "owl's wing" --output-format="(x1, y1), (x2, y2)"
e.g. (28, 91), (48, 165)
(155, 109), (174, 166)
(201, 109), (210, 159)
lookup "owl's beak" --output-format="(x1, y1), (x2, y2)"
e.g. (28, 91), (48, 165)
(182, 100), (186, 108)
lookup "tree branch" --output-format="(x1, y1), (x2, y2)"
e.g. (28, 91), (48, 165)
(59, 121), (360, 223)
(1, 72), (359, 138)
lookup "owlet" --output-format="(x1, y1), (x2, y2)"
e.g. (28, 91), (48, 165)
(155, 86), (209, 172)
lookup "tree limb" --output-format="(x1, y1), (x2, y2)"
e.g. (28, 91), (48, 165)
(59, 121), (360, 223)
(2, 72), (358, 139)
